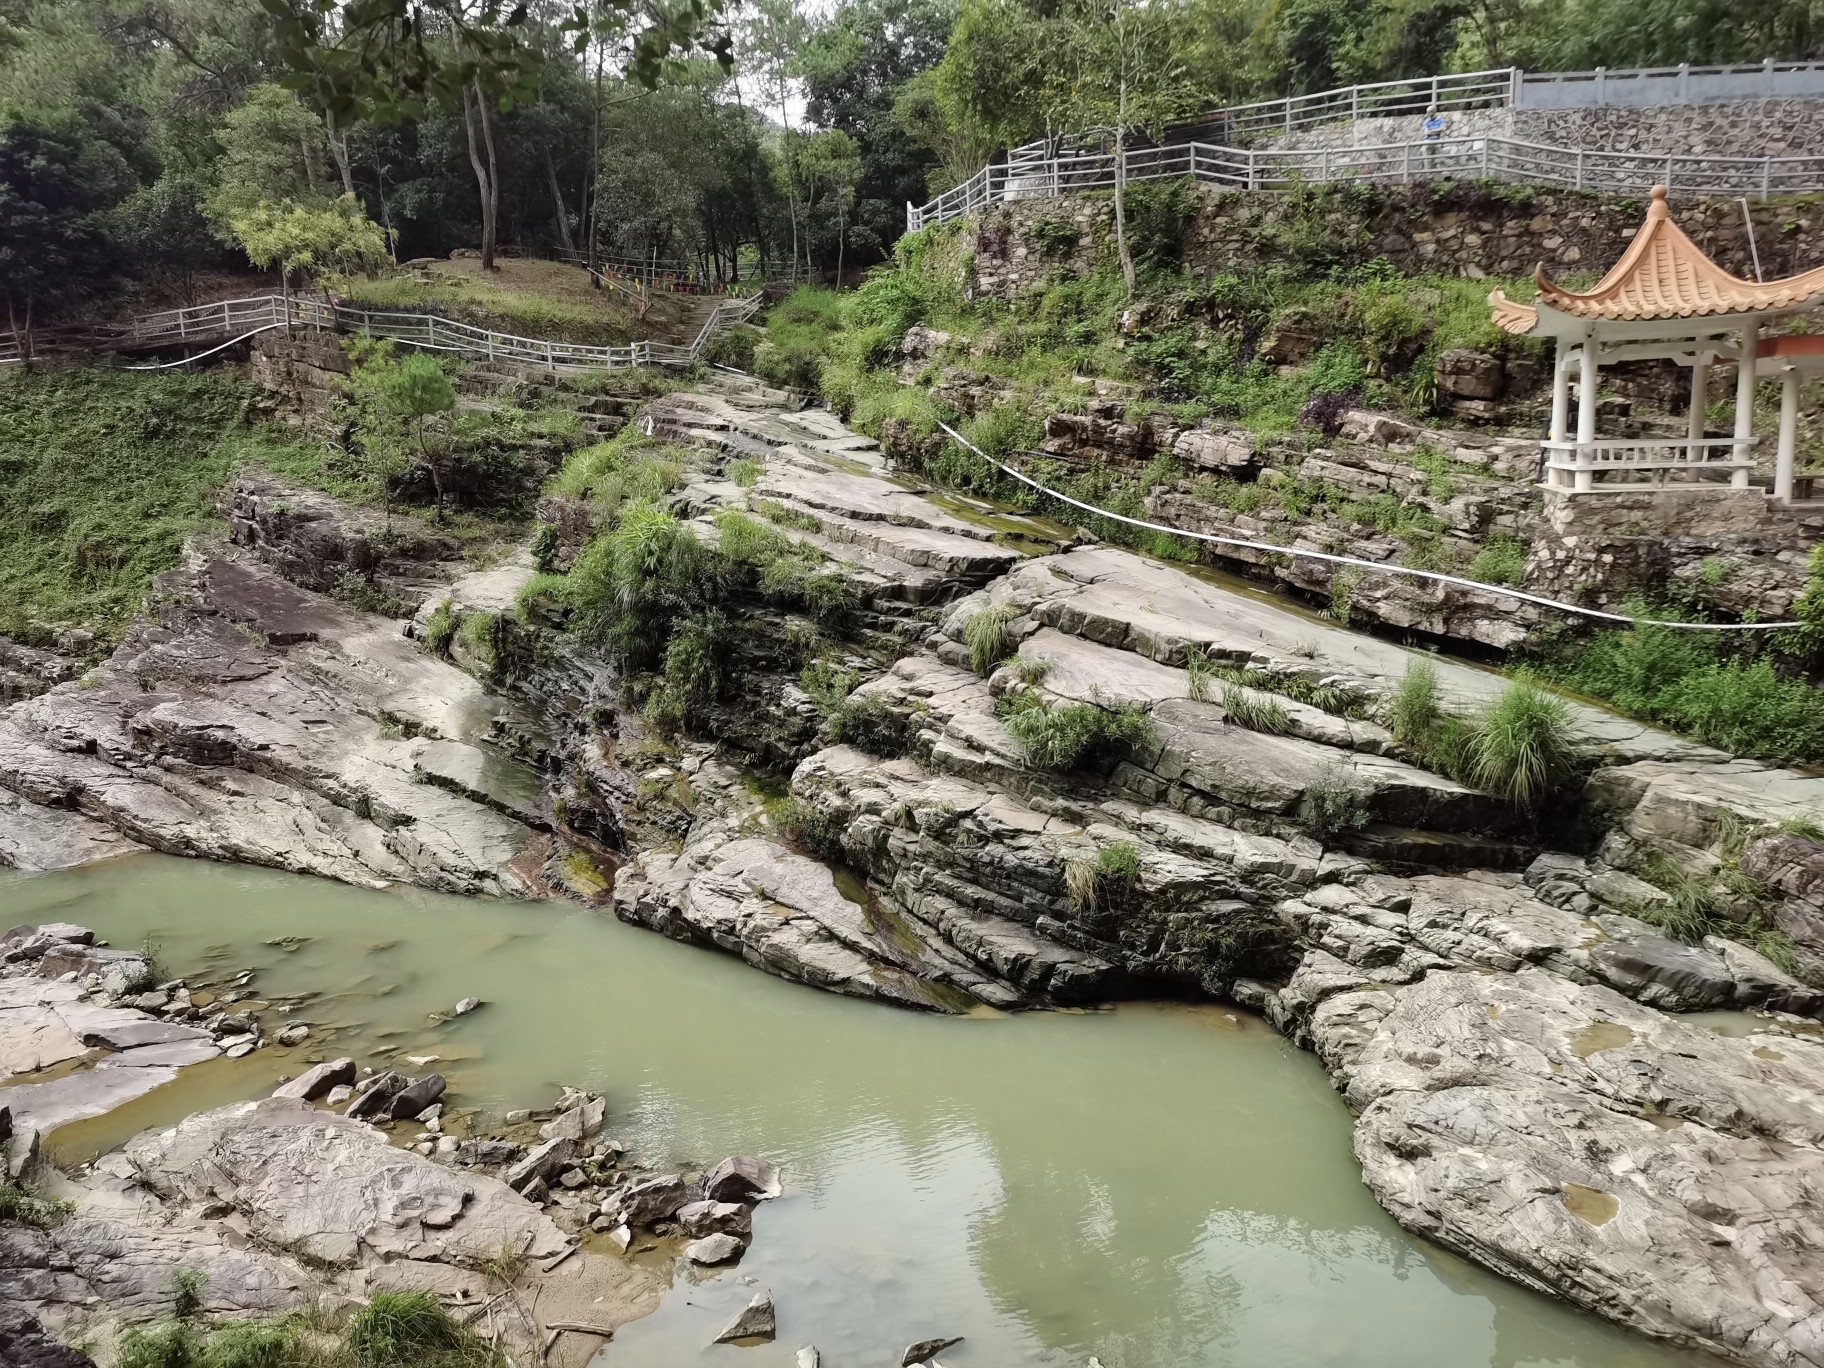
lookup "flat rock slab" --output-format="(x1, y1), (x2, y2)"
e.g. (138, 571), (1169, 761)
(0, 550), (546, 893)
(0, 794), (146, 873)
(987, 547), (1717, 765)
(1316, 968), (1824, 1368)
(126, 1096), (569, 1268)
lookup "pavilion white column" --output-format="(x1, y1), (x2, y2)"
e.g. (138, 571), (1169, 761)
(1575, 334), (1598, 493)
(1733, 321), (1758, 490)
(1687, 351), (1710, 444)
(1547, 350), (1572, 488)
(1776, 369), (1800, 504)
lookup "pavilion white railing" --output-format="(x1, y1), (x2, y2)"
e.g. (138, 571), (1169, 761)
(906, 134), (1824, 231)
(1540, 436), (1754, 491)
(909, 57), (1824, 230)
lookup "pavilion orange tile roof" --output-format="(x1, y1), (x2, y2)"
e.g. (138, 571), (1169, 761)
(1488, 185), (1824, 335)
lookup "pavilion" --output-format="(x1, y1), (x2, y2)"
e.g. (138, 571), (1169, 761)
(1488, 185), (1824, 501)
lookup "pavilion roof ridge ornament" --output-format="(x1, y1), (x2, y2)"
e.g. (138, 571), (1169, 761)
(1488, 185), (1824, 336)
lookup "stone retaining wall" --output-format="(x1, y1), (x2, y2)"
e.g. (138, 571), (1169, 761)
(967, 183), (1824, 299)
(1261, 99), (1824, 160)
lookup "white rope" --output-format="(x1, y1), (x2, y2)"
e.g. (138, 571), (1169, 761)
(936, 420), (1805, 632)
(121, 321), (290, 370)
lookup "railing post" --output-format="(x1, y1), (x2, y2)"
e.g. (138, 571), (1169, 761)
(1594, 66), (1606, 106)
(1320, 147), (1328, 182)
(1576, 149), (1584, 190)
(1403, 143), (1411, 183)
(1763, 160), (1772, 201)
(1666, 153), (1674, 196)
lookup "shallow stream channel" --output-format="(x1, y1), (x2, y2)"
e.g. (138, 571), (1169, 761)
(0, 855), (1723, 1368)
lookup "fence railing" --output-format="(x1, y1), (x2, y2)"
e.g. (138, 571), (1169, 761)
(907, 132), (1824, 231)
(115, 291), (763, 371)
(909, 57), (1824, 230)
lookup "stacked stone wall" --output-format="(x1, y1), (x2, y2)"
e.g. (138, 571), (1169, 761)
(1260, 99), (1824, 160)
(967, 184), (1824, 299)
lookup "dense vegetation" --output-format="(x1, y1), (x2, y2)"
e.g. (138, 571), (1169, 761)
(520, 426), (866, 739)
(0, 369), (251, 644)
(6, 0), (1820, 351)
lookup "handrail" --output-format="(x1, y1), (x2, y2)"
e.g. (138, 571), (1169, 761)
(40, 289), (769, 372)
(906, 132), (1824, 231)
(909, 56), (1824, 230)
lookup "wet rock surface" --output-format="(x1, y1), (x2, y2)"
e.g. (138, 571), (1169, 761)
(0, 533), (548, 895)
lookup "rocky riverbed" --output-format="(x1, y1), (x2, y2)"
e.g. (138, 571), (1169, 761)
(0, 918), (795, 1365)
(6, 372), (1824, 1367)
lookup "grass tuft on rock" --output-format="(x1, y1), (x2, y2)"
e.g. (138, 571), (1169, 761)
(1002, 693), (1155, 771)
(963, 603), (1018, 677)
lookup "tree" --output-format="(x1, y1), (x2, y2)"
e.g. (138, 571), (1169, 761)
(206, 84), (333, 230)
(793, 129), (862, 281)
(798, 0), (954, 259)
(1050, 0), (1210, 295)
(740, 0), (812, 273)
(0, 117), (124, 360)
(230, 195), (392, 295)
(460, 79), (503, 268)
(261, 0), (736, 127)
(111, 175), (219, 304)
(377, 352), (459, 520)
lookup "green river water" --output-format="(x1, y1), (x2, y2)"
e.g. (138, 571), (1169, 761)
(0, 855), (1720, 1368)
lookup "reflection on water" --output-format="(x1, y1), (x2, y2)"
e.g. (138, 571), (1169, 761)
(0, 856), (1719, 1368)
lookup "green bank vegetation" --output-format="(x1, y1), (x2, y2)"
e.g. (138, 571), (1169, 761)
(112, 1279), (503, 1368)
(526, 427), (865, 737)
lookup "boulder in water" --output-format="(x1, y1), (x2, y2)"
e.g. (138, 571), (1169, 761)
(387, 1073), (445, 1120)
(713, 1291), (776, 1344)
(902, 1337), (963, 1366)
(271, 1057), (354, 1102)
(684, 1232), (744, 1264)
(704, 1154), (781, 1202)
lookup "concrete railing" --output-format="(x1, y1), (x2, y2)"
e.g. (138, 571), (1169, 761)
(910, 57), (1824, 230)
(907, 132), (1824, 231)
(1518, 59), (1824, 109)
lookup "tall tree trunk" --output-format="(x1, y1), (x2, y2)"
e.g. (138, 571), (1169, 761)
(325, 109), (355, 197)
(1113, 101), (1135, 295)
(544, 147), (575, 251)
(836, 199), (846, 286)
(462, 84), (499, 270)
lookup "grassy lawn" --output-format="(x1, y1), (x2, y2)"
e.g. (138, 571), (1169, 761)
(339, 258), (636, 346)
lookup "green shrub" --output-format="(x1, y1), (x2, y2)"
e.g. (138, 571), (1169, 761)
(1298, 770), (1372, 840)
(198, 1321), (298, 1368)
(1384, 658), (1445, 749)
(1468, 535), (1527, 588)
(963, 602), (1018, 676)
(1545, 618), (1824, 765)
(0, 1180), (72, 1228)
(780, 796), (843, 860)
(824, 694), (921, 756)
(118, 1320), (203, 1368)
(421, 599), (458, 657)
(565, 502), (720, 664)
(801, 658), (859, 709)
(1097, 840), (1141, 887)
(1002, 695), (1156, 771)
(346, 1292), (479, 1367)
(1461, 680), (1589, 808)
(1220, 685), (1292, 735)
(0, 368), (253, 644)
(755, 498), (822, 532)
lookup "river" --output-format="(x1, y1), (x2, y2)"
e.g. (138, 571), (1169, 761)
(0, 854), (1721, 1368)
